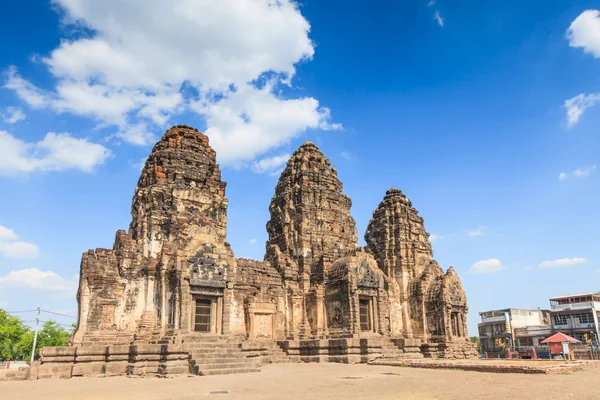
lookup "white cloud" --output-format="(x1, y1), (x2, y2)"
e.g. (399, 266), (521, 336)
(194, 83), (341, 165)
(248, 238), (257, 245)
(340, 151), (352, 160)
(1, 107), (26, 124)
(538, 257), (587, 269)
(429, 234), (441, 242)
(434, 10), (444, 27)
(574, 165), (597, 177)
(564, 11), (600, 126)
(468, 259), (507, 274)
(468, 226), (485, 237)
(0, 226), (19, 242)
(4, 0), (339, 167)
(4, 66), (49, 108)
(524, 266), (533, 270)
(0, 242), (40, 259)
(0, 130), (111, 176)
(251, 153), (290, 174)
(559, 165), (596, 181)
(427, 0), (436, 7)
(564, 93), (600, 127)
(0, 225), (39, 259)
(567, 10), (600, 58)
(0, 268), (77, 294)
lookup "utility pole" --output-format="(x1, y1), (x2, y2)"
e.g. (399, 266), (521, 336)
(30, 307), (40, 362)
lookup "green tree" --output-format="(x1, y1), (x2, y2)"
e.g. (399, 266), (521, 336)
(20, 321), (73, 360)
(470, 336), (481, 353)
(0, 309), (31, 361)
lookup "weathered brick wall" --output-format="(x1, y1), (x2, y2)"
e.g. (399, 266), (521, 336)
(36, 345), (190, 379)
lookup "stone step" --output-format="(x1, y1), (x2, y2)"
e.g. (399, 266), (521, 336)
(186, 343), (242, 349)
(194, 362), (260, 371)
(187, 349), (243, 355)
(190, 356), (249, 364)
(196, 367), (261, 376)
(262, 356), (293, 364)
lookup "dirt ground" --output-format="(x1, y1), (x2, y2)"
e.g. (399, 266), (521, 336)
(3, 363), (600, 400)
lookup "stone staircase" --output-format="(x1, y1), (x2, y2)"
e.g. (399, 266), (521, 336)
(260, 341), (294, 364)
(380, 338), (425, 360)
(184, 337), (261, 376)
(240, 339), (294, 364)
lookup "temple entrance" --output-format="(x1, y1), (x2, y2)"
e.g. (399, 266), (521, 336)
(194, 299), (212, 332)
(359, 298), (371, 331)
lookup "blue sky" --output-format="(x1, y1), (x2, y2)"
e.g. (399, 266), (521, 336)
(0, 0), (599, 335)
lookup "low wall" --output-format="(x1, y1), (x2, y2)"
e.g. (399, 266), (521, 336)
(280, 338), (386, 363)
(37, 344), (190, 379)
(420, 340), (478, 359)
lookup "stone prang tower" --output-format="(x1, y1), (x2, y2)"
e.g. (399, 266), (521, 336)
(69, 125), (476, 377)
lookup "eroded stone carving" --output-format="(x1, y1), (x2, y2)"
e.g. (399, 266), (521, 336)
(72, 125), (475, 362)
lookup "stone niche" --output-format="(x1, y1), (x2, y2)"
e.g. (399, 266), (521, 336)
(325, 250), (389, 337)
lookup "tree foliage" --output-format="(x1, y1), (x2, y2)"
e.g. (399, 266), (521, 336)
(0, 309), (30, 361)
(0, 309), (74, 361)
(470, 336), (481, 353)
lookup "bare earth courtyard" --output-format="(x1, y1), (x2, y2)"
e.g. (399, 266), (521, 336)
(3, 363), (600, 400)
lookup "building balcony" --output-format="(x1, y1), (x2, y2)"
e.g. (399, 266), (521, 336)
(479, 316), (507, 324)
(552, 322), (596, 331)
(550, 302), (597, 312)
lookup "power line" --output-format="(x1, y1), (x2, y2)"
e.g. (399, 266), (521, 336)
(5, 310), (38, 313)
(40, 309), (76, 319)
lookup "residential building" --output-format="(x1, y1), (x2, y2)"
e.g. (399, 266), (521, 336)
(549, 292), (600, 343)
(478, 308), (551, 353)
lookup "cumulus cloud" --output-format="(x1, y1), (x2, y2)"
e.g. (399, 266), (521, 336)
(468, 226), (485, 237)
(0, 268), (77, 294)
(468, 259), (507, 274)
(248, 238), (258, 245)
(429, 234), (441, 242)
(1, 107), (26, 124)
(538, 257), (587, 269)
(564, 93), (600, 127)
(0, 226), (19, 242)
(0, 130), (111, 176)
(251, 153), (290, 174)
(564, 11), (600, 126)
(194, 83), (340, 165)
(0, 225), (39, 259)
(567, 10), (600, 58)
(4, 0), (339, 167)
(559, 165), (596, 181)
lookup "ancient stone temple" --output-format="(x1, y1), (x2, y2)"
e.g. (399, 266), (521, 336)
(39, 125), (475, 379)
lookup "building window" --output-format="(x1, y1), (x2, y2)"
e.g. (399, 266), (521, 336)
(519, 337), (533, 347)
(553, 315), (568, 326)
(574, 313), (594, 324)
